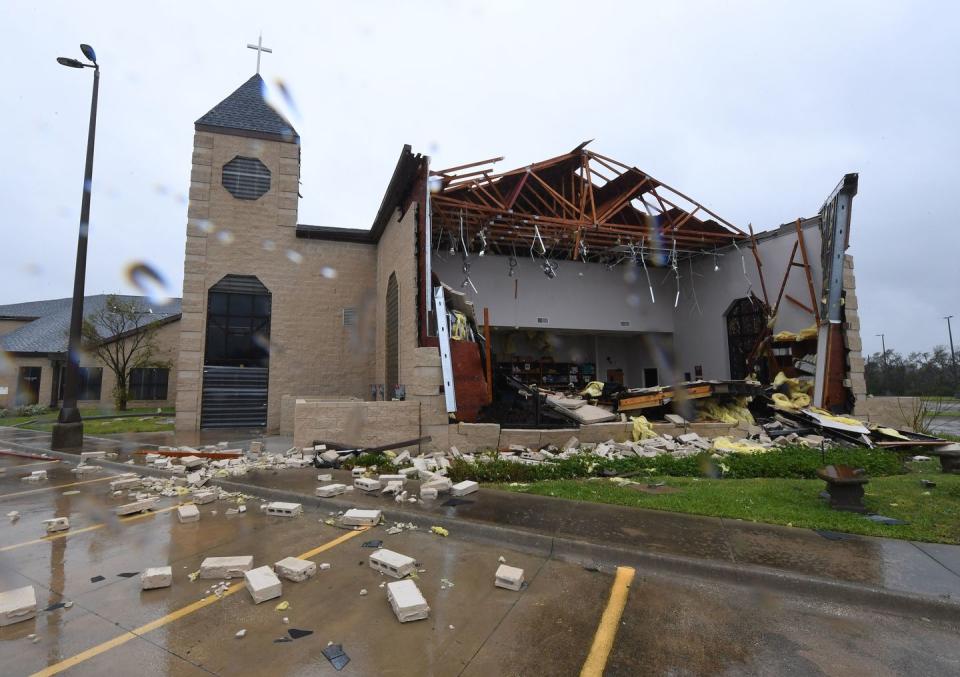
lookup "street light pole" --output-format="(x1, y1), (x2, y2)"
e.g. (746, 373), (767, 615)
(52, 45), (99, 451)
(946, 315), (957, 390)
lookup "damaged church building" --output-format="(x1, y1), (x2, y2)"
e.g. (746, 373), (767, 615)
(175, 74), (867, 452)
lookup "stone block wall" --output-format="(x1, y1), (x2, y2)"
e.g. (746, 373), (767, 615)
(842, 255), (868, 412)
(176, 130), (378, 432)
(293, 399), (421, 450)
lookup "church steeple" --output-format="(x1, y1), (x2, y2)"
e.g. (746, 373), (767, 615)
(195, 74), (298, 144)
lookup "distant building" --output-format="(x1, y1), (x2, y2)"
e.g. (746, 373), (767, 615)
(0, 295), (181, 410)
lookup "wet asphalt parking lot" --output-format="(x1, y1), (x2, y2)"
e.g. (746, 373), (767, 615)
(1, 455), (959, 676)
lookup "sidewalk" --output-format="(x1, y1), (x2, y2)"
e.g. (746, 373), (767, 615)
(3, 426), (958, 613)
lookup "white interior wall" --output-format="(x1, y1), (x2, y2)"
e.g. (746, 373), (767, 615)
(671, 221), (824, 380)
(433, 254), (674, 332)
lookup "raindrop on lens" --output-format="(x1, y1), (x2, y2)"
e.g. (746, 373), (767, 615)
(124, 262), (172, 306)
(320, 266), (337, 279)
(286, 250), (303, 264)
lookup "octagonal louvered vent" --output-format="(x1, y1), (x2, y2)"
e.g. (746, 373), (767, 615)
(222, 156), (271, 200)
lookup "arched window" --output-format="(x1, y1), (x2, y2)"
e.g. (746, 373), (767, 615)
(726, 296), (767, 381)
(204, 275), (271, 368)
(385, 273), (399, 389)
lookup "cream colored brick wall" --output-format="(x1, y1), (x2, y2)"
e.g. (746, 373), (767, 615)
(293, 399), (421, 450)
(177, 130), (377, 432)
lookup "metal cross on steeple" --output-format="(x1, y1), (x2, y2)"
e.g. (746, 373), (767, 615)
(246, 33), (273, 74)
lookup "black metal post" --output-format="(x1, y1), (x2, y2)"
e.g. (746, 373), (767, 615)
(947, 315), (957, 392)
(52, 64), (99, 450)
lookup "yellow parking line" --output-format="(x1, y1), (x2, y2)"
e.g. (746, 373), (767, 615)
(0, 475), (118, 500)
(31, 526), (368, 676)
(580, 566), (636, 677)
(0, 505), (179, 552)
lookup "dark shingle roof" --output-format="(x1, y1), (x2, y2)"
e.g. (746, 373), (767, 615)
(0, 295), (181, 354)
(195, 74), (299, 143)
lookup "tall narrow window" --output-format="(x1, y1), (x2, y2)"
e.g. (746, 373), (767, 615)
(57, 367), (102, 401)
(385, 273), (399, 389)
(130, 368), (169, 400)
(204, 275), (271, 368)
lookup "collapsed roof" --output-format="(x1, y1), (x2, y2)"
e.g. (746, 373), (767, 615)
(429, 141), (746, 262)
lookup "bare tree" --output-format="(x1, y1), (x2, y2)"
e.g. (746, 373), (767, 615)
(81, 295), (169, 411)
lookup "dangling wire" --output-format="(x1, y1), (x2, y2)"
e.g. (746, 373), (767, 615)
(688, 257), (702, 315)
(671, 238), (681, 308)
(712, 246), (720, 272)
(459, 210), (469, 258)
(508, 244), (518, 277)
(639, 236), (655, 303)
(530, 224), (547, 260)
(731, 238), (754, 304)
(477, 229), (487, 257)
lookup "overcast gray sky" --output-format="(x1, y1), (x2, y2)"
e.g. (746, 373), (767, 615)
(3, 0), (957, 356)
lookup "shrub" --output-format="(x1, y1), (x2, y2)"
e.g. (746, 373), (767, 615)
(448, 445), (907, 483)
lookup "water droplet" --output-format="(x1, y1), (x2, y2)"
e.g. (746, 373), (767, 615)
(320, 266), (337, 279)
(262, 239), (276, 251)
(216, 231), (235, 245)
(124, 262), (172, 306)
(428, 177), (443, 194)
(286, 250), (303, 264)
(194, 219), (215, 234)
(626, 294), (641, 308)
(623, 268), (638, 284)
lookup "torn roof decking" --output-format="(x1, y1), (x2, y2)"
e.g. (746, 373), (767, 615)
(429, 142), (746, 261)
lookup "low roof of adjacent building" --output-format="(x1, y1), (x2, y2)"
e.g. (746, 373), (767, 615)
(0, 295), (181, 355)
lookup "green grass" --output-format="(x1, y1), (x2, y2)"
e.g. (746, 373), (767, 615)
(0, 407), (175, 434)
(498, 459), (960, 544)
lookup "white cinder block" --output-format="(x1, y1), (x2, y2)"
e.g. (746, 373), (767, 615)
(420, 487), (438, 500)
(115, 497), (158, 516)
(342, 509), (382, 526)
(421, 477), (452, 493)
(177, 504), (200, 523)
(141, 566), (172, 590)
(244, 565), (282, 604)
(193, 489), (218, 504)
(200, 556), (254, 579)
(351, 467), (367, 477)
(0, 585), (37, 626)
(42, 517), (70, 533)
(274, 557), (317, 582)
(354, 477), (381, 492)
(451, 480), (479, 497)
(80, 451), (107, 462)
(180, 455), (205, 469)
(21, 470), (47, 482)
(378, 474), (406, 484)
(315, 483), (346, 498)
(72, 464), (101, 475)
(110, 476), (141, 491)
(495, 564), (525, 591)
(317, 474), (332, 482)
(386, 580), (430, 622)
(260, 502), (302, 517)
(369, 549), (417, 579)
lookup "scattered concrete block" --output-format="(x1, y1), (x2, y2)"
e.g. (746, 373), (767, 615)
(285, 456), (314, 468)
(421, 476), (452, 493)
(200, 555), (254, 579)
(42, 517), (70, 533)
(354, 477), (381, 492)
(369, 549), (417, 579)
(665, 414), (687, 426)
(274, 557), (317, 582)
(170, 465), (186, 475)
(320, 450), (340, 465)
(386, 580), (430, 622)
(677, 433), (701, 444)
(378, 474), (406, 484)
(319, 563), (331, 571)
(80, 451), (107, 462)
(186, 471), (206, 487)
(110, 476), (141, 491)
(72, 464), (101, 476)
(115, 497), (158, 516)
(399, 466), (419, 478)
(495, 564), (525, 591)
(193, 489), (218, 504)
(342, 509), (381, 526)
(317, 473), (333, 482)
(315, 483), (347, 498)
(244, 565), (282, 604)
(451, 480), (479, 497)
(180, 456), (204, 470)
(0, 585), (37, 626)
(249, 441), (263, 454)
(21, 470), (47, 482)
(420, 487), (438, 500)
(141, 566), (172, 590)
(260, 502), (303, 517)
(381, 480), (404, 496)
(351, 467), (367, 478)
(177, 504), (200, 523)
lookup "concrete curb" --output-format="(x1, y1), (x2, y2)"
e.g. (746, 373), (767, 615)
(6, 435), (960, 625)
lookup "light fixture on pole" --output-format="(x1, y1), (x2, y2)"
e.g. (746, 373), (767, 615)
(946, 315), (957, 389)
(51, 43), (99, 451)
